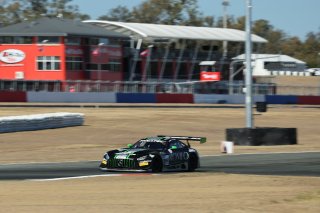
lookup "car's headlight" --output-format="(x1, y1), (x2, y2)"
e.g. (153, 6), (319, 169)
(137, 155), (148, 161)
(103, 153), (110, 160)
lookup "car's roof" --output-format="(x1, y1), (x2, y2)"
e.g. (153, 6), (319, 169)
(139, 137), (169, 142)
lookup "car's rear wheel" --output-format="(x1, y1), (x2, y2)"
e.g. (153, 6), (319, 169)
(188, 154), (198, 172)
(151, 155), (163, 173)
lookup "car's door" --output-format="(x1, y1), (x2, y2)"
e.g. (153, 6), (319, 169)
(167, 140), (189, 165)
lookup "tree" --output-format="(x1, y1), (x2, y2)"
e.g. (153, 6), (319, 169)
(0, 0), (90, 26)
(48, 0), (89, 20)
(98, 6), (132, 22)
(300, 32), (320, 67)
(98, 0), (203, 25)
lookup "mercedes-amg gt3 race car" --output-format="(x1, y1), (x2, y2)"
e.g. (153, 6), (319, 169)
(99, 135), (206, 172)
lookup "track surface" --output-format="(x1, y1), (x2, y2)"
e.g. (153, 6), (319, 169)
(0, 152), (319, 180)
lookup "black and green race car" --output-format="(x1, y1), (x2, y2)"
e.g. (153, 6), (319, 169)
(99, 135), (206, 172)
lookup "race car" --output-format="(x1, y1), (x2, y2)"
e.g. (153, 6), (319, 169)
(99, 135), (206, 172)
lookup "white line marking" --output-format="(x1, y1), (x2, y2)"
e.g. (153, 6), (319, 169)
(30, 174), (126, 181)
(200, 150), (320, 157)
(30, 173), (157, 182)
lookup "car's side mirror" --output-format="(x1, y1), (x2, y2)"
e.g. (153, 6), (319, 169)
(127, 144), (133, 148)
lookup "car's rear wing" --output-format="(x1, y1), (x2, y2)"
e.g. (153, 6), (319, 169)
(158, 135), (207, 144)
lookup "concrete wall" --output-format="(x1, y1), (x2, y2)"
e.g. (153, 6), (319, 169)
(1, 91), (320, 105)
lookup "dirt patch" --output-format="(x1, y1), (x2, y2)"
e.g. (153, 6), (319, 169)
(0, 104), (319, 212)
(1, 173), (319, 213)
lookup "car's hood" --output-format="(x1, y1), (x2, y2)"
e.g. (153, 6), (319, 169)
(112, 148), (152, 159)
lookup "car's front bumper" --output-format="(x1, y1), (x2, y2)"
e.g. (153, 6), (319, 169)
(99, 158), (152, 171)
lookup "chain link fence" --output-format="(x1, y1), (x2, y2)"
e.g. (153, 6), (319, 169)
(0, 80), (319, 96)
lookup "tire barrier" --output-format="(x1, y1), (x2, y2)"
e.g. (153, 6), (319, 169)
(256, 101), (267, 112)
(0, 112), (84, 133)
(226, 127), (297, 146)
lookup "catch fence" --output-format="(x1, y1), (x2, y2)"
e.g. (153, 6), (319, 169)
(0, 80), (319, 96)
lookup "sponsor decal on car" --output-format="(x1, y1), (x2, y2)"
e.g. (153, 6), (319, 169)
(169, 152), (189, 161)
(139, 161), (149, 167)
(115, 154), (129, 160)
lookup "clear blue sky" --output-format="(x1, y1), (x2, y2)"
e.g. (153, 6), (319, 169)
(72, 0), (320, 41)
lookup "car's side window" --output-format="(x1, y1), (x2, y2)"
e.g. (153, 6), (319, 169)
(169, 140), (186, 149)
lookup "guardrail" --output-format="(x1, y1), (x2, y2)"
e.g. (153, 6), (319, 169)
(0, 80), (319, 96)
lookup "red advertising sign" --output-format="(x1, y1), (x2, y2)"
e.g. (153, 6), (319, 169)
(200, 71), (221, 81)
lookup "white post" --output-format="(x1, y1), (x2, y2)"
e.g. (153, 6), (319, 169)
(245, 0), (253, 128)
(129, 39), (143, 81)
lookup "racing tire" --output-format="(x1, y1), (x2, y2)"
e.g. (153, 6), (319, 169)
(188, 154), (198, 172)
(151, 155), (163, 173)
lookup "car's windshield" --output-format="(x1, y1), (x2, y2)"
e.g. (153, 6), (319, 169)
(132, 140), (166, 150)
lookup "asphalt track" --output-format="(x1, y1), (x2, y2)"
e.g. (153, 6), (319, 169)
(0, 152), (319, 180)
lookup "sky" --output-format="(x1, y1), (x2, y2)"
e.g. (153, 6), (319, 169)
(72, 0), (320, 41)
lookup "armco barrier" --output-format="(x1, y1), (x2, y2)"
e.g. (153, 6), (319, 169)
(0, 112), (84, 133)
(0, 91), (27, 102)
(27, 92), (116, 103)
(297, 96), (320, 105)
(116, 93), (156, 103)
(266, 95), (298, 104)
(156, 94), (194, 103)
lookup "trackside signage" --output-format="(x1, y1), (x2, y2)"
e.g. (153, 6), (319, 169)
(200, 71), (221, 81)
(0, 49), (26, 64)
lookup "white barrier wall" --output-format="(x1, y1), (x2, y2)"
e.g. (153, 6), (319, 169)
(194, 94), (266, 104)
(27, 92), (116, 103)
(0, 112), (84, 133)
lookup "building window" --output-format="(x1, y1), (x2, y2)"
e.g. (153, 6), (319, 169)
(264, 62), (297, 71)
(37, 56), (61, 70)
(66, 56), (83, 70)
(88, 38), (100, 45)
(65, 37), (81, 45)
(108, 59), (121, 72)
(108, 63), (121, 72)
(108, 38), (121, 46)
(0, 36), (33, 44)
(37, 36), (60, 44)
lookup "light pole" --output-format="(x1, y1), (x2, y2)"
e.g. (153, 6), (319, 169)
(222, 0), (229, 59)
(245, 0), (253, 128)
